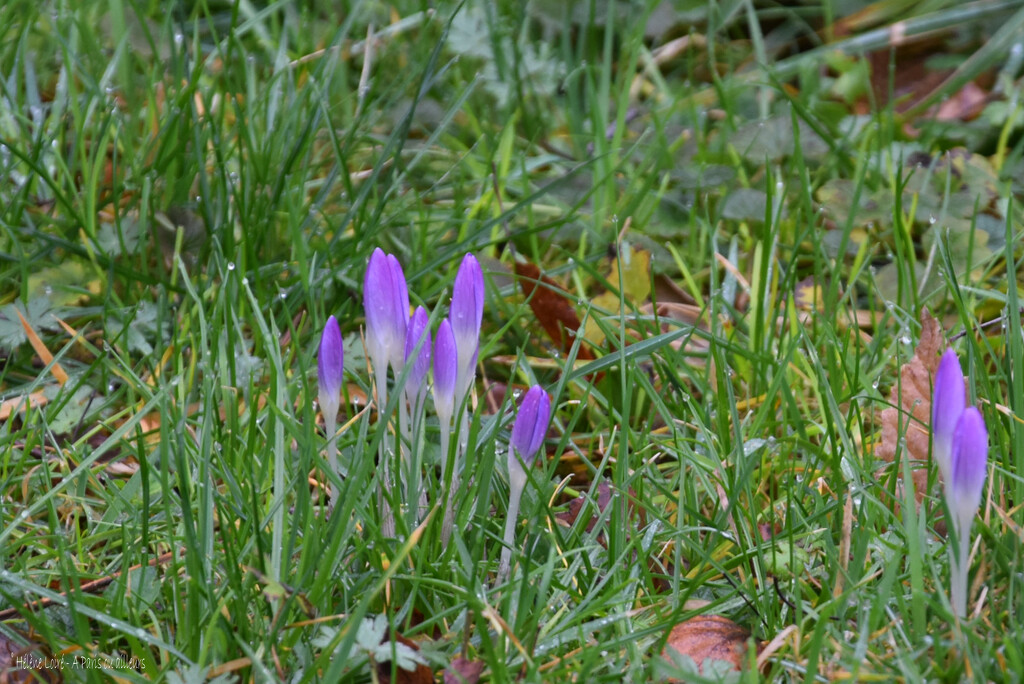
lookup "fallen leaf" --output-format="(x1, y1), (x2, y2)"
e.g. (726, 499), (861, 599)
(874, 309), (949, 503)
(555, 480), (647, 546)
(584, 244), (652, 346)
(660, 615), (751, 679)
(0, 392), (48, 421)
(935, 81), (989, 122)
(0, 630), (61, 683)
(376, 633), (434, 684)
(444, 657), (484, 684)
(514, 260), (594, 360)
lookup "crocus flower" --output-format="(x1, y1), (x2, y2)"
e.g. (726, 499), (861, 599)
(450, 253), (484, 400)
(432, 318), (458, 426)
(948, 406), (988, 617)
(364, 248), (410, 375)
(510, 385), (551, 467)
(317, 314), (344, 483)
(317, 315), (344, 421)
(932, 348), (966, 492)
(950, 407), (988, 524)
(403, 307), (432, 405)
(499, 385), (552, 583)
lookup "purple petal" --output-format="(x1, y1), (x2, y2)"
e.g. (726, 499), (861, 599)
(404, 307), (432, 399)
(950, 407), (987, 520)
(932, 347), (966, 486)
(451, 254), (484, 394)
(363, 248), (393, 369)
(317, 315), (344, 401)
(511, 385), (551, 465)
(385, 254), (410, 370)
(432, 318), (458, 419)
(933, 348), (966, 443)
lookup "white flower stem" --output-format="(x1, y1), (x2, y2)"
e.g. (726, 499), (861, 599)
(375, 366), (394, 538)
(951, 513), (973, 617)
(439, 412), (455, 544)
(324, 411), (339, 501)
(498, 465), (527, 584)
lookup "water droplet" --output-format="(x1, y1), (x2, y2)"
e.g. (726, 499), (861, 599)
(227, 262), (235, 271)
(241, 277), (248, 285)
(928, 215), (937, 225)
(174, 33), (184, 45)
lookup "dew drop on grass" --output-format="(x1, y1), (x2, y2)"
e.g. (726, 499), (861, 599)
(929, 215), (937, 225)
(227, 262), (235, 271)
(173, 33), (184, 45)
(241, 277), (248, 286)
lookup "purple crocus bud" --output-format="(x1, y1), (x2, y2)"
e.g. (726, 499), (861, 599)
(364, 248), (410, 374)
(317, 315), (344, 419)
(432, 318), (458, 424)
(933, 348), (966, 488)
(450, 253), (484, 398)
(404, 307), (432, 402)
(950, 407), (987, 525)
(510, 385), (551, 467)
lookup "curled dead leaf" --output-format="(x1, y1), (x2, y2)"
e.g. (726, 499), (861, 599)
(874, 309), (950, 505)
(660, 615), (751, 680)
(514, 260), (594, 360)
(444, 657), (484, 684)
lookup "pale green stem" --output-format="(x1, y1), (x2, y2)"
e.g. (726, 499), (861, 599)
(498, 465), (527, 584)
(409, 391), (428, 525)
(399, 395), (411, 505)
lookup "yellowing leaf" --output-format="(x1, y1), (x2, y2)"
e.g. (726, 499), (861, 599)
(27, 261), (101, 307)
(584, 244), (651, 345)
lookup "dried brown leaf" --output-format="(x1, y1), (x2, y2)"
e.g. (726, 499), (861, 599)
(444, 657), (484, 684)
(555, 481), (646, 544)
(661, 615), (750, 679)
(514, 261), (594, 360)
(0, 631), (61, 683)
(875, 309), (951, 502)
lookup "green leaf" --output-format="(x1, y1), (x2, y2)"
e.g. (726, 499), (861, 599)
(731, 114), (828, 163)
(0, 298), (60, 351)
(44, 383), (96, 435)
(108, 302), (168, 355)
(95, 219), (141, 257)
